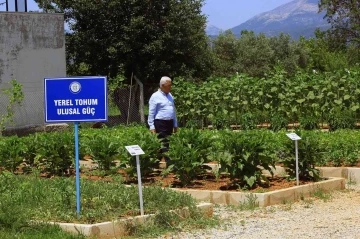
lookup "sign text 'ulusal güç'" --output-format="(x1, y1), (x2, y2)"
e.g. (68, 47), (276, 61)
(55, 99), (98, 116)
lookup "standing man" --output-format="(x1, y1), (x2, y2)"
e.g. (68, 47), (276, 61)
(148, 76), (178, 157)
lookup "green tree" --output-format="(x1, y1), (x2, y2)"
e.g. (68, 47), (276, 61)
(319, 0), (360, 46)
(305, 29), (349, 72)
(269, 33), (310, 75)
(236, 31), (274, 77)
(211, 30), (239, 77)
(35, 0), (213, 83)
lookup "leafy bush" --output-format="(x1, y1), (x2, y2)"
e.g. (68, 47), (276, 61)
(280, 131), (321, 181)
(322, 130), (360, 166)
(0, 136), (25, 172)
(299, 114), (320, 130)
(218, 130), (275, 189)
(21, 134), (40, 171)
(166, 128), (213, 186)
(34, 132), (75, 176)
(327, 108), (356, 131)
(269, 113), (288, 132)
(239, 112), (257, 130)
(119, 126), (162, 177)
(81, 128), (121, 170)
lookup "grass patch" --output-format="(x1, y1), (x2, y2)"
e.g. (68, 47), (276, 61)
(311, 187), (332, 202)
(238, 193), (259, 211)
(346, 172), (357, 187)
(0, 224), (85, 239)
(0, 172), (216, 238)
(281, 199), (293, 210)
(122, 210), (219, 238)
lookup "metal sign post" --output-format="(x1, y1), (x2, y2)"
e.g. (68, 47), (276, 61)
(44, 76), (108, 216)
(286, 133), (301, 186)
(125, 145), (145, 216)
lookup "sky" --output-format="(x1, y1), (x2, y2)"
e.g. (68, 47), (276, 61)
(202, 0), (294, 30)
(1, 0), (294, 30)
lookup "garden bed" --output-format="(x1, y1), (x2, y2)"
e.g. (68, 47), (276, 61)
(122, 171), (315, 192)
(174, 177), (345, 207)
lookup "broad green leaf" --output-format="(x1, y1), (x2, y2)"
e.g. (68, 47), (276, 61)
(271, 87), (278, 92)
(246, 176), (256, 187)
(278, 93), (285, 99)
(296, 99), (305, 103)
(351, 105), (359, 111)
(307, 91), (315, 99)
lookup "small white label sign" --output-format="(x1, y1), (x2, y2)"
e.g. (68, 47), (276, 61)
(125, 145), (145, 156)
(286, 133), (301, 141)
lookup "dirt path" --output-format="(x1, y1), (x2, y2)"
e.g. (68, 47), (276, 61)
(159, 184), (360, 239)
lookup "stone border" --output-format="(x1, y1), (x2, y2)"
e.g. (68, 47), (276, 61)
(54, 202), (213, 239)
(319, 167), (360, 184)
(171, 177), (345, 207)
(54, 165), (353, 237)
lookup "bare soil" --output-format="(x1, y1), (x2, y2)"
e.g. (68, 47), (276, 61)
(125, 172), (315, 192)
(80, 167), (316, 192)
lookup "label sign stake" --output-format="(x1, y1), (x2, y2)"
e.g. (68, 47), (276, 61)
(286, 133), (301, 186)
(125, 145), (145, 216)
(44, 76), (107, 216)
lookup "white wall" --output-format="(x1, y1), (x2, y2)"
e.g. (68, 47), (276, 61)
(0, 12), (66, 128)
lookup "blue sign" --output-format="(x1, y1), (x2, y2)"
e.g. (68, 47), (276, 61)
(44, 77), (108, 123)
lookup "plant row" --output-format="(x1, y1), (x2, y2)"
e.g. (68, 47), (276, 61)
(172, 69), (360, 131)
(0, 126), (360, 188)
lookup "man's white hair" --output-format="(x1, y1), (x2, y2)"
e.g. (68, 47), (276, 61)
(160, 76), (172, 87)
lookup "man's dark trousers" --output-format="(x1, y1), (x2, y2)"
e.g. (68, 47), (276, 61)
(154, 119), (173, 160)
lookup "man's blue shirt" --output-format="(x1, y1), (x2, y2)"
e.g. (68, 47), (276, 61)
(148, 90), (178, 130)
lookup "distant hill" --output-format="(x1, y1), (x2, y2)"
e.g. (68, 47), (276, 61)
(230, 0), (330, 39)
(206, 24), (223, 36)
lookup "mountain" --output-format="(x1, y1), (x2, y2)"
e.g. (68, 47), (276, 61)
(206, 24), (223, 36)
(230, 0), (330, 39)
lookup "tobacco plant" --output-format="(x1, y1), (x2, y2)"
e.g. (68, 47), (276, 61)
(81, 128), (121, 171)
(166, 128), (213, 186)
(323, 130), (360, 166)
(218, 130), (275, 189)
(21, 133), (42, 172)
(119, 126), (162, 177)
(280, 131), (321, 181)
(0, 136), (25, 172)
(34, 132), (75, 176)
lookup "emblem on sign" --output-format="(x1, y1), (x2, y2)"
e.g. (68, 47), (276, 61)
(69, 81), (81, 94)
